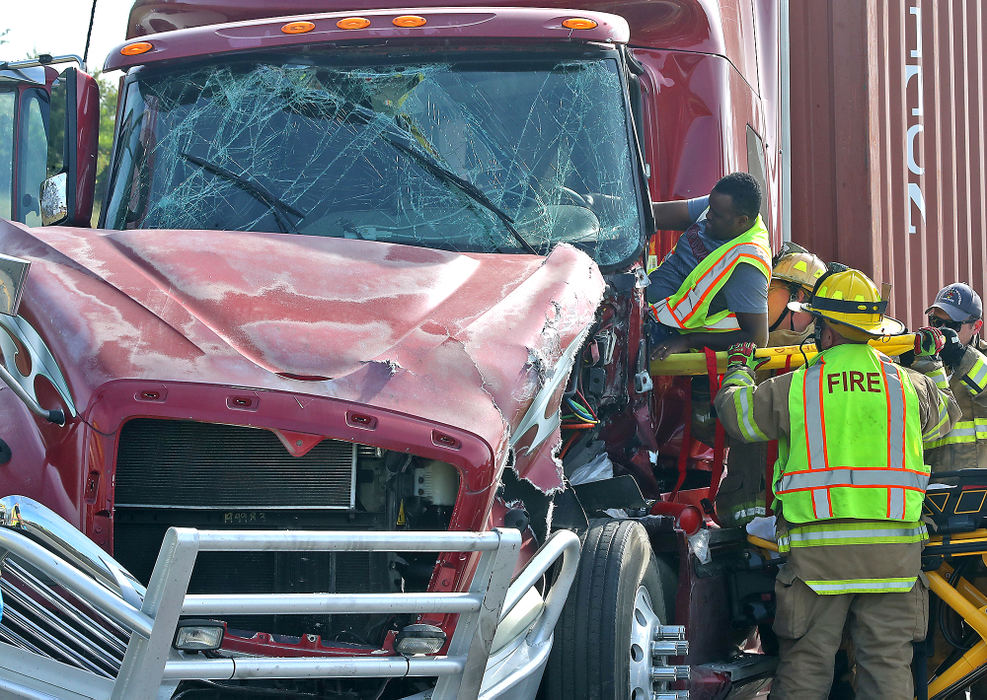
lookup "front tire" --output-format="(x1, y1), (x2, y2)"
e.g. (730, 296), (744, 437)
(544, 519), (670, 699)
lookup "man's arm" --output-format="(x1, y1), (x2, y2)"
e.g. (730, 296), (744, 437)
(944, 342), (987, 398)
(907, 362), (961, 446)
(651, 311), (768, 360)
(735, 311), (770, 347)
(652, 200), (694, 231)
(714, 362), (790, 444)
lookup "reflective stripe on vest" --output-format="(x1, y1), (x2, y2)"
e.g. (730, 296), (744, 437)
(776, 467), (930, 493)
(777, 344), (928, 524)
(650, 215), (771, 333)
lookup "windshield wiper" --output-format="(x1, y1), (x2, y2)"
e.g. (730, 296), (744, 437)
(179, 152), (306, 234)
(381, 136), (539, 256)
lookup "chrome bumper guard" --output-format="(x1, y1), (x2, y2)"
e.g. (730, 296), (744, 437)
(0, 496), (579, 700)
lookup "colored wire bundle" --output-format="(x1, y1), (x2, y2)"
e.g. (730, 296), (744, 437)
(561, 391), (598, 429)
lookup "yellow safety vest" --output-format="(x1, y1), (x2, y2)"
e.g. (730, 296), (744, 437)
(775, 344), (931, 594)
(777, 344), (929, 523)
(650, 215), (771, 332)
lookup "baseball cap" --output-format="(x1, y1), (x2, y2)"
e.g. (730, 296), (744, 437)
(926, 283), (983, 322)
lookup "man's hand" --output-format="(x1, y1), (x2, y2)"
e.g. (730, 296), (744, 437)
(914, 326), (946, 358)
(939, 327), (965, 368)
(726, 342), (768, 373)
(651, 335), (692, 361)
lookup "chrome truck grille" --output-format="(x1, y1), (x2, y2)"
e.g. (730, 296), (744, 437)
(0, 537), (134, 677)
(112, 419), (410, 642)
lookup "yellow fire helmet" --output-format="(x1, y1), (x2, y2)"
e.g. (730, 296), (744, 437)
(788, 268), (906, 339)
(772, 249), (827, 292)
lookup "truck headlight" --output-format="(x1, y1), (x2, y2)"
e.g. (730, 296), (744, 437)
(395, 623), (446, 655)
(173, 619), (225, 652)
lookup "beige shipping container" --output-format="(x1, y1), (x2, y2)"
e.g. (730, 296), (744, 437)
(789, 0), (986, 329)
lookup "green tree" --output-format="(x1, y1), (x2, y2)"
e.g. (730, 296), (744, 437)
(91, 70), (118, 226)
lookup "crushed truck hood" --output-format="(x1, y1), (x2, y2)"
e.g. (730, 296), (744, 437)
(0, 221), (605, 490)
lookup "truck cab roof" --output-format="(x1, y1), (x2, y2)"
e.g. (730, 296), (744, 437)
(107, 6), (631, 71)
(127, 0), (725, 52)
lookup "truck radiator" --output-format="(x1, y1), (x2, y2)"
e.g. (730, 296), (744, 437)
(112, 418), (399, 643)
(115, 418), (356, 508)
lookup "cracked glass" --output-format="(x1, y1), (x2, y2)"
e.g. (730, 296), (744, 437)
(105, 54), (643, 266)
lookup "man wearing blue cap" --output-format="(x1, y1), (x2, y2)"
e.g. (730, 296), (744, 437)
(918, 282), (987, 469)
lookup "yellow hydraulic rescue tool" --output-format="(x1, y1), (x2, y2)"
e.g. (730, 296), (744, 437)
(650, 334), (917, 376)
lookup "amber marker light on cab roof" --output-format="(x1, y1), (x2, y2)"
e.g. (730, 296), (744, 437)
(120, 42), (153, 56)
(561, 17), (598, 30)
(337, 17), (371, 30)
(281, 21), (316, 34)
(393, 15), (427, 27)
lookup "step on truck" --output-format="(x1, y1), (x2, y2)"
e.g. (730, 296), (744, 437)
(0, 1), (785, 698)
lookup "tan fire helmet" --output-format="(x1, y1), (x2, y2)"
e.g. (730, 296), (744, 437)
(772, 241), (827, 293)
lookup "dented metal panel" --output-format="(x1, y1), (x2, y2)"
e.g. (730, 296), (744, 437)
(789, 0), (987, 329)
(0, 218), (603, 495)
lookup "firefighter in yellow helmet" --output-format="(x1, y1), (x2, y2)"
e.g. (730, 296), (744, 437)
(767, 242), (828, 346)
(715, 244), (827, 526)
(713, 268), (959, 699)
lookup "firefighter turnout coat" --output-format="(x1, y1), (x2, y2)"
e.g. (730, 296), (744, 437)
(916, 337), (987, 470)
(714, 342), (959, 593)
(716, 325), (815, 526)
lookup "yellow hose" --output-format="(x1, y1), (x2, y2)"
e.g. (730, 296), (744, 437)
(649, 334), (917, 377)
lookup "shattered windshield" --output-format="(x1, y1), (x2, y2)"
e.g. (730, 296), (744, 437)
(104, 54), (644, 266)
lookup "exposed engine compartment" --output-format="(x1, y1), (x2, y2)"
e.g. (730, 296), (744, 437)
(113, 418), (459, 646)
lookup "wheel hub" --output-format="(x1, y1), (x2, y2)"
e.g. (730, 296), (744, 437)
(629, 585), (661, 699)
(629, 586), (691, 699)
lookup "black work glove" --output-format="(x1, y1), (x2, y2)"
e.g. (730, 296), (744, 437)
(939, 327), (965, 368)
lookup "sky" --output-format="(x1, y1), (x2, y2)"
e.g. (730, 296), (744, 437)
(2, 0), (138, 74)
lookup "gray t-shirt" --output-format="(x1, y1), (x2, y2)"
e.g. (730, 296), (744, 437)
(647, 195), (768, 316)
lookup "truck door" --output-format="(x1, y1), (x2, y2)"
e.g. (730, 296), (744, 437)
(0, 65), (53, 225)
(0, 58), (98, 227)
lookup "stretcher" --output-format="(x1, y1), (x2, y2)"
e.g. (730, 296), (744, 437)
(919, 469), (987, 698)
(744, 469), (987, 699)
(650, 333), (917, 376)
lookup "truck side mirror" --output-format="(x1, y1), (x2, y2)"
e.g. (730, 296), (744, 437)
(43, 67), (99, 226)
(40, 172), (68, 226)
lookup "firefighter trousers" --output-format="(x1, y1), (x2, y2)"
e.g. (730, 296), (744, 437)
(770, 569), (928, 700)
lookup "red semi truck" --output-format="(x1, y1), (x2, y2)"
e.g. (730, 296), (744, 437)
(0, 1), (785, 698)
